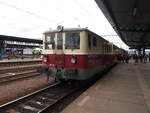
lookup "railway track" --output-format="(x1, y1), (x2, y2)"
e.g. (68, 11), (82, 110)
(0, 64), (42, 74)
(0, 82), (77, 113)
(0, 61), (116, 113)
(0, 70), (40, 84)
(0, 63), (42, 83)
(0, 59), (41, 68)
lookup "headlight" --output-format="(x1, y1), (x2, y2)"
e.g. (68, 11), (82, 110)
(43, 56), (48, 62)
(71, 56), (77, 64)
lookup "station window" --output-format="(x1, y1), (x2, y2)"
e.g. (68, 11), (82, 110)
(57, 33), (63, 49)
(65, 32), (80, 49)
(45, 33), (55, 49)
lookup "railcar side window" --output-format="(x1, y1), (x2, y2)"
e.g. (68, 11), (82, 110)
(57, 33), (63, 49)
(88, 34), (91, 49)
(65, 32), (80, 49)
(45, 34), (55, 49)
(93, 37), (97, 47)
(92, 37), (97, 49)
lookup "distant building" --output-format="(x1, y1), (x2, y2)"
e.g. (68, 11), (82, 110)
(0, 35), (42, 59)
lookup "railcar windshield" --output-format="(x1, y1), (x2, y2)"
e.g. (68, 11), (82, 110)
(65, 32), (80, 49)
(45, 33), (55, 49)
(57, 33), (63, 49)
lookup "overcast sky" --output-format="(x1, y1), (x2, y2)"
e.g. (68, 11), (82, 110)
(0, 0), (129, 50)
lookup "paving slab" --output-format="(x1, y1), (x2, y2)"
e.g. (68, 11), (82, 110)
(60, 63), (150, 113)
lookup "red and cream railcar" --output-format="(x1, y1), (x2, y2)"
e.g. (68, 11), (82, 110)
(42, 28), (119, 80)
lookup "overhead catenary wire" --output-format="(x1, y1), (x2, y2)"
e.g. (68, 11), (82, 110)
(72, 0), (92, 17)
(0, 15), (49, 29)
(0, 0), (96, 29)
(0, 0), (55, 23)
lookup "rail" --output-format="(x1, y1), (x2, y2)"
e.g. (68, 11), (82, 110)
(0, 82), (78, 113)
(0, 64), (42, 74)
(0, 70), (40, 84)
(0, 59), (42, 68)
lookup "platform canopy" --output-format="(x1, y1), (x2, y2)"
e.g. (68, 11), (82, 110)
(0, 35), (42, 44)
(95, 0), (150, 49)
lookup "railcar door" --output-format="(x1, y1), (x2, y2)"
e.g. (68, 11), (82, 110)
(55, 32), (65, 68)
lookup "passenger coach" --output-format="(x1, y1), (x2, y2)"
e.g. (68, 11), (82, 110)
(42, 28), (120, 80)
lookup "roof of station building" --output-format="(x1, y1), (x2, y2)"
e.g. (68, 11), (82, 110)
(0, 35), (42, 44)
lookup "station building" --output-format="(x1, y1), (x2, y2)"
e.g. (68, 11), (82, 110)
(0, 35), (42, 59)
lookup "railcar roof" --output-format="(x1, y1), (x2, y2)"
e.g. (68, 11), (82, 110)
(44, 28), (105, 40)
(44, 27), (120, 48)
(43, 28), (87, 34)
(44, 28), (123, 51)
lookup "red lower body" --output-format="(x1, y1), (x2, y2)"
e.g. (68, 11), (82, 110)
(42, 54), (117, 80)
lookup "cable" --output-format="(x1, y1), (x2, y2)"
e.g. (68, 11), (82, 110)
(38, 0), (66, 26)
(73, 0), (92, 17)
(0, 15), (49, 29)
(0, 0), (55, 23)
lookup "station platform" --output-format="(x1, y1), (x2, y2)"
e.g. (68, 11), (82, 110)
(61, 63), (150, 113)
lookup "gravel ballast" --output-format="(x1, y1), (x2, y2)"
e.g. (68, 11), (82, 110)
(0, 75), (54, 105)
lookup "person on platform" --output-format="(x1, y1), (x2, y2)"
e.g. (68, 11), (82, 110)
(149, 53), (150, 62)
(133, 54), (138, 64)
(125, 54), (129, 63)
(139, 54), (143, 63)
(144, 55), (147, 63)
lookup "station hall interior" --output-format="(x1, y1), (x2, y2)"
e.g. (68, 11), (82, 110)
(0, 0), (150, 113)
